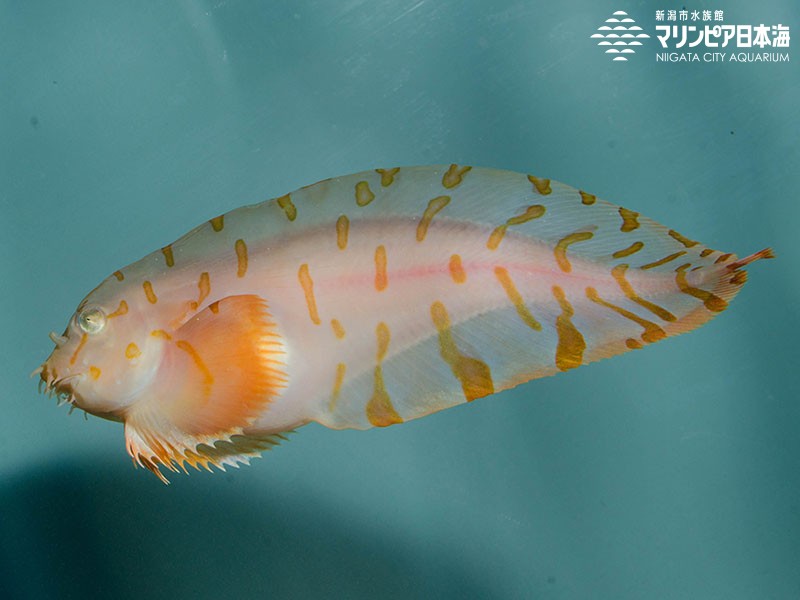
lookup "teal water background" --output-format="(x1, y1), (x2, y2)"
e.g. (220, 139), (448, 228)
(2, 1), (798, 598)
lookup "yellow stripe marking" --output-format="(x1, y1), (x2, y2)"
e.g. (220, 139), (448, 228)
(375, 167), (400, 187)
(235, 239), (248, 278)
(552, 286), (586, 371)
(209, 215), (224, 232)
(88, 366), (101, 380)
(640, 251), (687, 270)
(586, 287), (666, 343)
(366, 322), (403, 427)
(494, 266), (541, 331)
(715, 253), (733, 264)
(276, 194), (297, 221)
(612, 241), (644, 259)
(161, 245), (175, 267)
(125, 343), (141, 359)
(151, 329), (172, 340)
(143, 281), (158, 304)
(209, 301), (220, 314)
(355, 181), (375, 207)
(626, 338), (643, 350)
(700, 248), (714, 258)
(619, 207), (640, 232)
(527, 174), (552, 195)
(113, 270), (125, 281)
(298, 263), (321, 325)
(329, 362), (347, 411)
(554, 231), (594, 272)
(375, 245), (388, 291)
(579, 190), (596, 205)
(448, 254), (466, 284)
(487, 205), (546, 250)
(416, 195), (450, 242)
(336, 215), (349, 250)
(730, 271), (747, 286)
(198, 272), (211, 306)
(107, 300), (128, 319)
(442, 164), (472, 189)
(675, 264), (728, 312)
(611, 264), (676, 322)
(431, 301), (494, 402)
(669, 230), (698, 248)
(331, 319), (346, 339)
(69, 333), (88, 366)
(176, 340), (214, 395)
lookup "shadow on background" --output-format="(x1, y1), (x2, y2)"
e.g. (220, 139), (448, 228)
(0, 459), (497, 600)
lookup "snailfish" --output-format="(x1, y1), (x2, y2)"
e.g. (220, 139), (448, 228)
(36, 166), (772, 482)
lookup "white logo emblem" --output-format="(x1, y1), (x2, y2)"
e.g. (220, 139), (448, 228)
(591, 10), (650, 61)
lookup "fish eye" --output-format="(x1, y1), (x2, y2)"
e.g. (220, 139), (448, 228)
(77, 307), (107, 335)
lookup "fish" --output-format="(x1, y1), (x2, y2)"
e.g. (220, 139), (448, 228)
(36, 165), (773, 482)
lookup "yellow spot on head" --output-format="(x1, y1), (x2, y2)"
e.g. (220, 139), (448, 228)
(88, 366), (101, 380)
(143, 281), (158, 304)
(552, 286), (586, 371)
(107, 300), (129, 319)
(448, 254), (466, 284)
(494, 267), (541, 331)
(209, 215), (224, 232)
(374, 245), (388, 291)
(442, 164), (472, 189)
(554, 231), (594, 273)
(298, 263), (321, 325)
(336, 215), (349, 250)
(375, 167), (400, 187)
(276, 194), (297, 222)
(355, 181), (375, 207)
(70, 333), (88, 366)
(125, 343), (141, 359)
(579, 190), (596, 205)
(430, 301), (494, 402)
(487, 205), (546, 250)
(235, 239), (248, 278)
(113, 270), (125, 281)
(416, 195), (450, 242)
(527, 174), (552, 195)
(161, 245), (175, 267)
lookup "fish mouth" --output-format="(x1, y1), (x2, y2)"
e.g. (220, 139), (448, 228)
(34, 363), (82, 409)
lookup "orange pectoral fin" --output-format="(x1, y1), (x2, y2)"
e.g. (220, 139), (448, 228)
(124, 295), (289, 479)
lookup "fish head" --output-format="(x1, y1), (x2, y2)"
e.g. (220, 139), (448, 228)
(37, 275), (164, 420)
